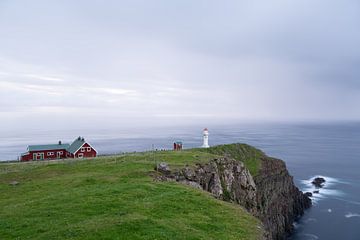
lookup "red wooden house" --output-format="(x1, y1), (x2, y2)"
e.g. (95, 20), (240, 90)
(20, 136), (97, 161)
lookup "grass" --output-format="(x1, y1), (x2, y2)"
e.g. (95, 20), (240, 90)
(0, 146), (264, 240)
(197, 143), (264, 176)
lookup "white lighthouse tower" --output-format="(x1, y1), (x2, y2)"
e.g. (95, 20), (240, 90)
(202, 128), (210, 148)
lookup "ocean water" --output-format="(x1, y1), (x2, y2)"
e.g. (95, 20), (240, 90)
(1, 122), (359, 239)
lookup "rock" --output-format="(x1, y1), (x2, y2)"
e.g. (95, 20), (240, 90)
(9, 181), (19, 186)
(156, 162), (170, 174)
(305, 192), (313, 197)
(254, 158), (311, 239)
(198, 158), (255, 203)
(313, 190), (319, 194)
(153, 175), (168, 182)
(312, 177), (326, 188)
(183, 180), (202, 189)
(182, 167), (196, 181)
(154, 149), (311, 240)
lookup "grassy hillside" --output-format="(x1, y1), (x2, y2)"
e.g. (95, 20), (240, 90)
(0, 146), (264, 240)
(197, 143), (264, 176)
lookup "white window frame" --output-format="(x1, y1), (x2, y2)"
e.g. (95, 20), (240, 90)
(87, 147), (91, 152)
(78, 153), (84, 158)
(81, 147), (85, 152)
(47, 152), (54, 156)
(35, 153), (44, 160)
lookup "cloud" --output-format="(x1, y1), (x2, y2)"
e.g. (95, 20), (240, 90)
(0, 0), (359, 131)
(88, 87), (138, 96)
(23, 74), (64, 82)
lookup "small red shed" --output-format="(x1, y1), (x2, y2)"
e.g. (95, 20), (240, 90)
(173, 141), (183, 151)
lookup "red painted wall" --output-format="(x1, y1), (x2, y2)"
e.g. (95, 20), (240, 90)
(20, 142), (97, 161)
(21, 153), (32, 161)
(173, 143), (182, 151)
(73, 143), (97, 158)
(21, 149), (67, 161)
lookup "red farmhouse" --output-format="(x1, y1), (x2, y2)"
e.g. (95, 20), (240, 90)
(20, 136), (97, 161)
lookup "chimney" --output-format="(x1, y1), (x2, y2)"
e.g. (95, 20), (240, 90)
(59, 141), (62, 145)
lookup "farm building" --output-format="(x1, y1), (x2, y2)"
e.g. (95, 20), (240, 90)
(20, 136), (97, 161)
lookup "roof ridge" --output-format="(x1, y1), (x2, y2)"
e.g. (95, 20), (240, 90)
(67, 137), (86, 154)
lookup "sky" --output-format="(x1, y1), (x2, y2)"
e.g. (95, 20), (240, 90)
(0, 0), (360, 132)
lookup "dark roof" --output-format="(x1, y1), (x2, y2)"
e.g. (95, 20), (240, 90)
(67, 136), (86, 154)
(28, 143), (70, 152)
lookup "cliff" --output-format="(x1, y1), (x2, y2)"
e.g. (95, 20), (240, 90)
(158, 144), (311, 240)
(0, 147), (265, 240)
(254, 156), (311, 239)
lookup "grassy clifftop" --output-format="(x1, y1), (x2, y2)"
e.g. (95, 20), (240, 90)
(197, 143), (264, 176)
(0, 145), (264, 240)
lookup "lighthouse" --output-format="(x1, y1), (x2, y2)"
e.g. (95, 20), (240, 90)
(202, 128), (210, 148)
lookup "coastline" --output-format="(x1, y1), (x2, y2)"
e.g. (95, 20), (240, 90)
(1, 143), (311, 239)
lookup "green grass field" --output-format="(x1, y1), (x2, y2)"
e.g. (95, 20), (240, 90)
(0, 145), (264, 240)
(197, 143), (264, 176)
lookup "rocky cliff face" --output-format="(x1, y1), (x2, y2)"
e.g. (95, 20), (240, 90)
(253, 157), (311, 239)
(157, 145), (311, 240)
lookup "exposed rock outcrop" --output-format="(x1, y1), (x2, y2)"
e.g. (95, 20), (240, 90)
(311, 177), (326, 188)
(305, 192), (313, 197)
(253, 157), (311, 239)
(156, 162), (171, 174)
(173, 158), (258, 209)
(156, 145), (311, 240)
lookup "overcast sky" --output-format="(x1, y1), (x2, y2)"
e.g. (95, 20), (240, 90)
(0, 0), (359, 131)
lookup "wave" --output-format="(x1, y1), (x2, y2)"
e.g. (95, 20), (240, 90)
(301, 175), (349, 187)
(303, 218), (317, 223)
(301, 175), (346, 203)
(334, 197), (360, 206)
(302, 233), (319, 240)
(345, 213), (360, 218)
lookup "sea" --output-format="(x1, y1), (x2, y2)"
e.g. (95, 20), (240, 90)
(0, 122), (359, 240)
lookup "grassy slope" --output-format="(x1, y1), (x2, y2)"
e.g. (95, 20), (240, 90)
(0, 147), (263, 240)
(197, 143), (264, 176)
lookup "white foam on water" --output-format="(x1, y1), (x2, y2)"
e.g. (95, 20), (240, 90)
(302, 233), (319, 240)
(301, 175), (348, 187)
(345, 213), (360, 218)
(303, 218), (317, 223)
(301, 175), (346, 203)
(293, 222), (300, 229)
(333, 197), (360, 206)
